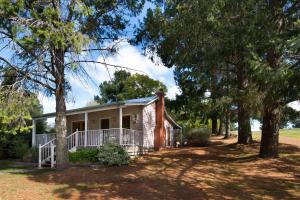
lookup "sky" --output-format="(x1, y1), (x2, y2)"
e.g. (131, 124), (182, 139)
(38, 41), (181, 114)
(2, 2), (299, 131)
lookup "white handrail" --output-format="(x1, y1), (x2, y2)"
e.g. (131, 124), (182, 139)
(38, 139), (55, 168)
(39, 128), (143, 168)
(67, 131), (78, 151)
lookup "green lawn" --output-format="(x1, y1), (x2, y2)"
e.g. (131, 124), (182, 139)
(253, 128), (300, 139)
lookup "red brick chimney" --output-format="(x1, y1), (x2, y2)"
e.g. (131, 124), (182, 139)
(154, 89), (166, 151)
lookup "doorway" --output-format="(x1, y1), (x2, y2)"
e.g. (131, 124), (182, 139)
(100, 118), (110, 129)
(72, 121), (85, 132)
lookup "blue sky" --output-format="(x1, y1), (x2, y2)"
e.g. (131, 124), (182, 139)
(39, 2), (181, 116)
(1, 2), (299, 131)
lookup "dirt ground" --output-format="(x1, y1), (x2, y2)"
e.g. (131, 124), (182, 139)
(0, 136), (299, 200)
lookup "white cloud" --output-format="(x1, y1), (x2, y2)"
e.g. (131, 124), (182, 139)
(38, 93), (56, 114)
(167, 85), (181, 99)
(94, 41), (175, 88)
(288, 101), (300, 111)
(39, 41), (177, 114)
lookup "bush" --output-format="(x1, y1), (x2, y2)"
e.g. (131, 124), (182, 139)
(69, 148), (99, 163)
(22, 147), (39, 162)
(98, 143), (130, 166)
(185, 128), (211, 146)
(8, 137), (30, 159)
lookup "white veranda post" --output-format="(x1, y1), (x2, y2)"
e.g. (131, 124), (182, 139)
(119, 107), (123, 145)
(84, 112), (88, 147)
(32, 119), (36, 147)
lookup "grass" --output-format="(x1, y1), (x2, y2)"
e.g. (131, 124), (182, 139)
(253, 128), (300, 139)
(0, 161), (52, 174)
(0, 137), (299, 200)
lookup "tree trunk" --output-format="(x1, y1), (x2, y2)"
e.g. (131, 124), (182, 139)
(237, 105), (252, 144)
(224, 108), (231, 139)
(211, 116), (218, 135)
(259, 101), (282, 158)
(236, 64), (252, 144)
(218, 117), (223, 135)
(210, 65), (218, 135)
(54, 50), (69, 169)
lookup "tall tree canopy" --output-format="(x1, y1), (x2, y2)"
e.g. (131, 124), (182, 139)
(0, 0), (145, 168)
(95, 70), (167, 103)
(136, 0), (300, 157)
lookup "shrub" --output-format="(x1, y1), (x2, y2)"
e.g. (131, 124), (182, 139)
(22, 147), (39, 162)
(8, 137), (30, 159)
(69, 148), (99, 163)
(97, 143), (130, 166)
(185, 128), (211, 146)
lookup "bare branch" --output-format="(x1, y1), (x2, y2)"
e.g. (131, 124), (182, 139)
(66, 48), (115, 53)
(0, 56), (55, 92)
(65, 60), (146, 74)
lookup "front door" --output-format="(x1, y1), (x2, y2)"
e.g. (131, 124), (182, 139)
(122, 115), (131, 129)
(72, 121), (85, 132)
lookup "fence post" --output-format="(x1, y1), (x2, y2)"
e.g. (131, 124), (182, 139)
(133, 130), (135, 146)
(119, 107), (123, 145)
(75, 130), (78, 148)
(50, 143), (54, 168)
(84, 112), (88, 147)
(38, 144), (42, 168)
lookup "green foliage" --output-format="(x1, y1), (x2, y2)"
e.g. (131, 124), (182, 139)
(0, 0), (145, 168)
(184, 128), (211, 147)
(97, 143), (130, 166)
(0, 134), (32, 159)
(136, 0), (300, 144)
(9, 137), (29, 159)
(95, 70), (167, 103)
(0, 90), (32, 135)
(0, 67), (46, 135)
(69, 149), (99, 163)
(22, 147), (39, 162)
(280, 106), (300, 128)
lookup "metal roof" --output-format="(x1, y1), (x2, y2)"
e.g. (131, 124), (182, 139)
(124, 96), (157, 104)
(165, 111), (182, 129)
(33, 96), (158, 119)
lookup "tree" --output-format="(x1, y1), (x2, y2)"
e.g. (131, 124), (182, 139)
(0, 67), (46, 135)
(249, 0), (300, 157)
(279, 106), (300, 128)
(135, 0), (256, 141)
(136, 0), (299, 157)
(95, 70), (167, 103)
(0, 67), (46, 159)
(0, 1), (144, 169)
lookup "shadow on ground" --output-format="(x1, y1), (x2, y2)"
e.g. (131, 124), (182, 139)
(4, 137), (300, 200)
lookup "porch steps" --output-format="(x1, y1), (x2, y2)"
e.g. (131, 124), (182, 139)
(38, 129), (143, 168)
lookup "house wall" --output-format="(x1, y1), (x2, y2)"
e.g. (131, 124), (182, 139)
(164, 119), (174, 147)
(142, 101), (156, 149)
(66, 105), (144, 134)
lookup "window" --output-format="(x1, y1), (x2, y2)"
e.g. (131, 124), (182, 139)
(122, 115), (131, 129)
(72, 121), (85, 132)
(100, 119), (110, 129)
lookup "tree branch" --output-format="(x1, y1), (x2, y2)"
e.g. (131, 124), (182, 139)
(0, 56), (55, 92)
(65, 60), (146, 74)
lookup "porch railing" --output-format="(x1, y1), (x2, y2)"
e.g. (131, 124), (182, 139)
(38, 128), (143, 168)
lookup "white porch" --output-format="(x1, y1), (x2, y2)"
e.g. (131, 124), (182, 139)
(32, 106), (145, 168)
(38, 128), (143, 168)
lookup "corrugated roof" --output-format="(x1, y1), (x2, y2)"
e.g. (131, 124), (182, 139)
(33, 96), (158, 119)
(124, 96), (157, 104)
